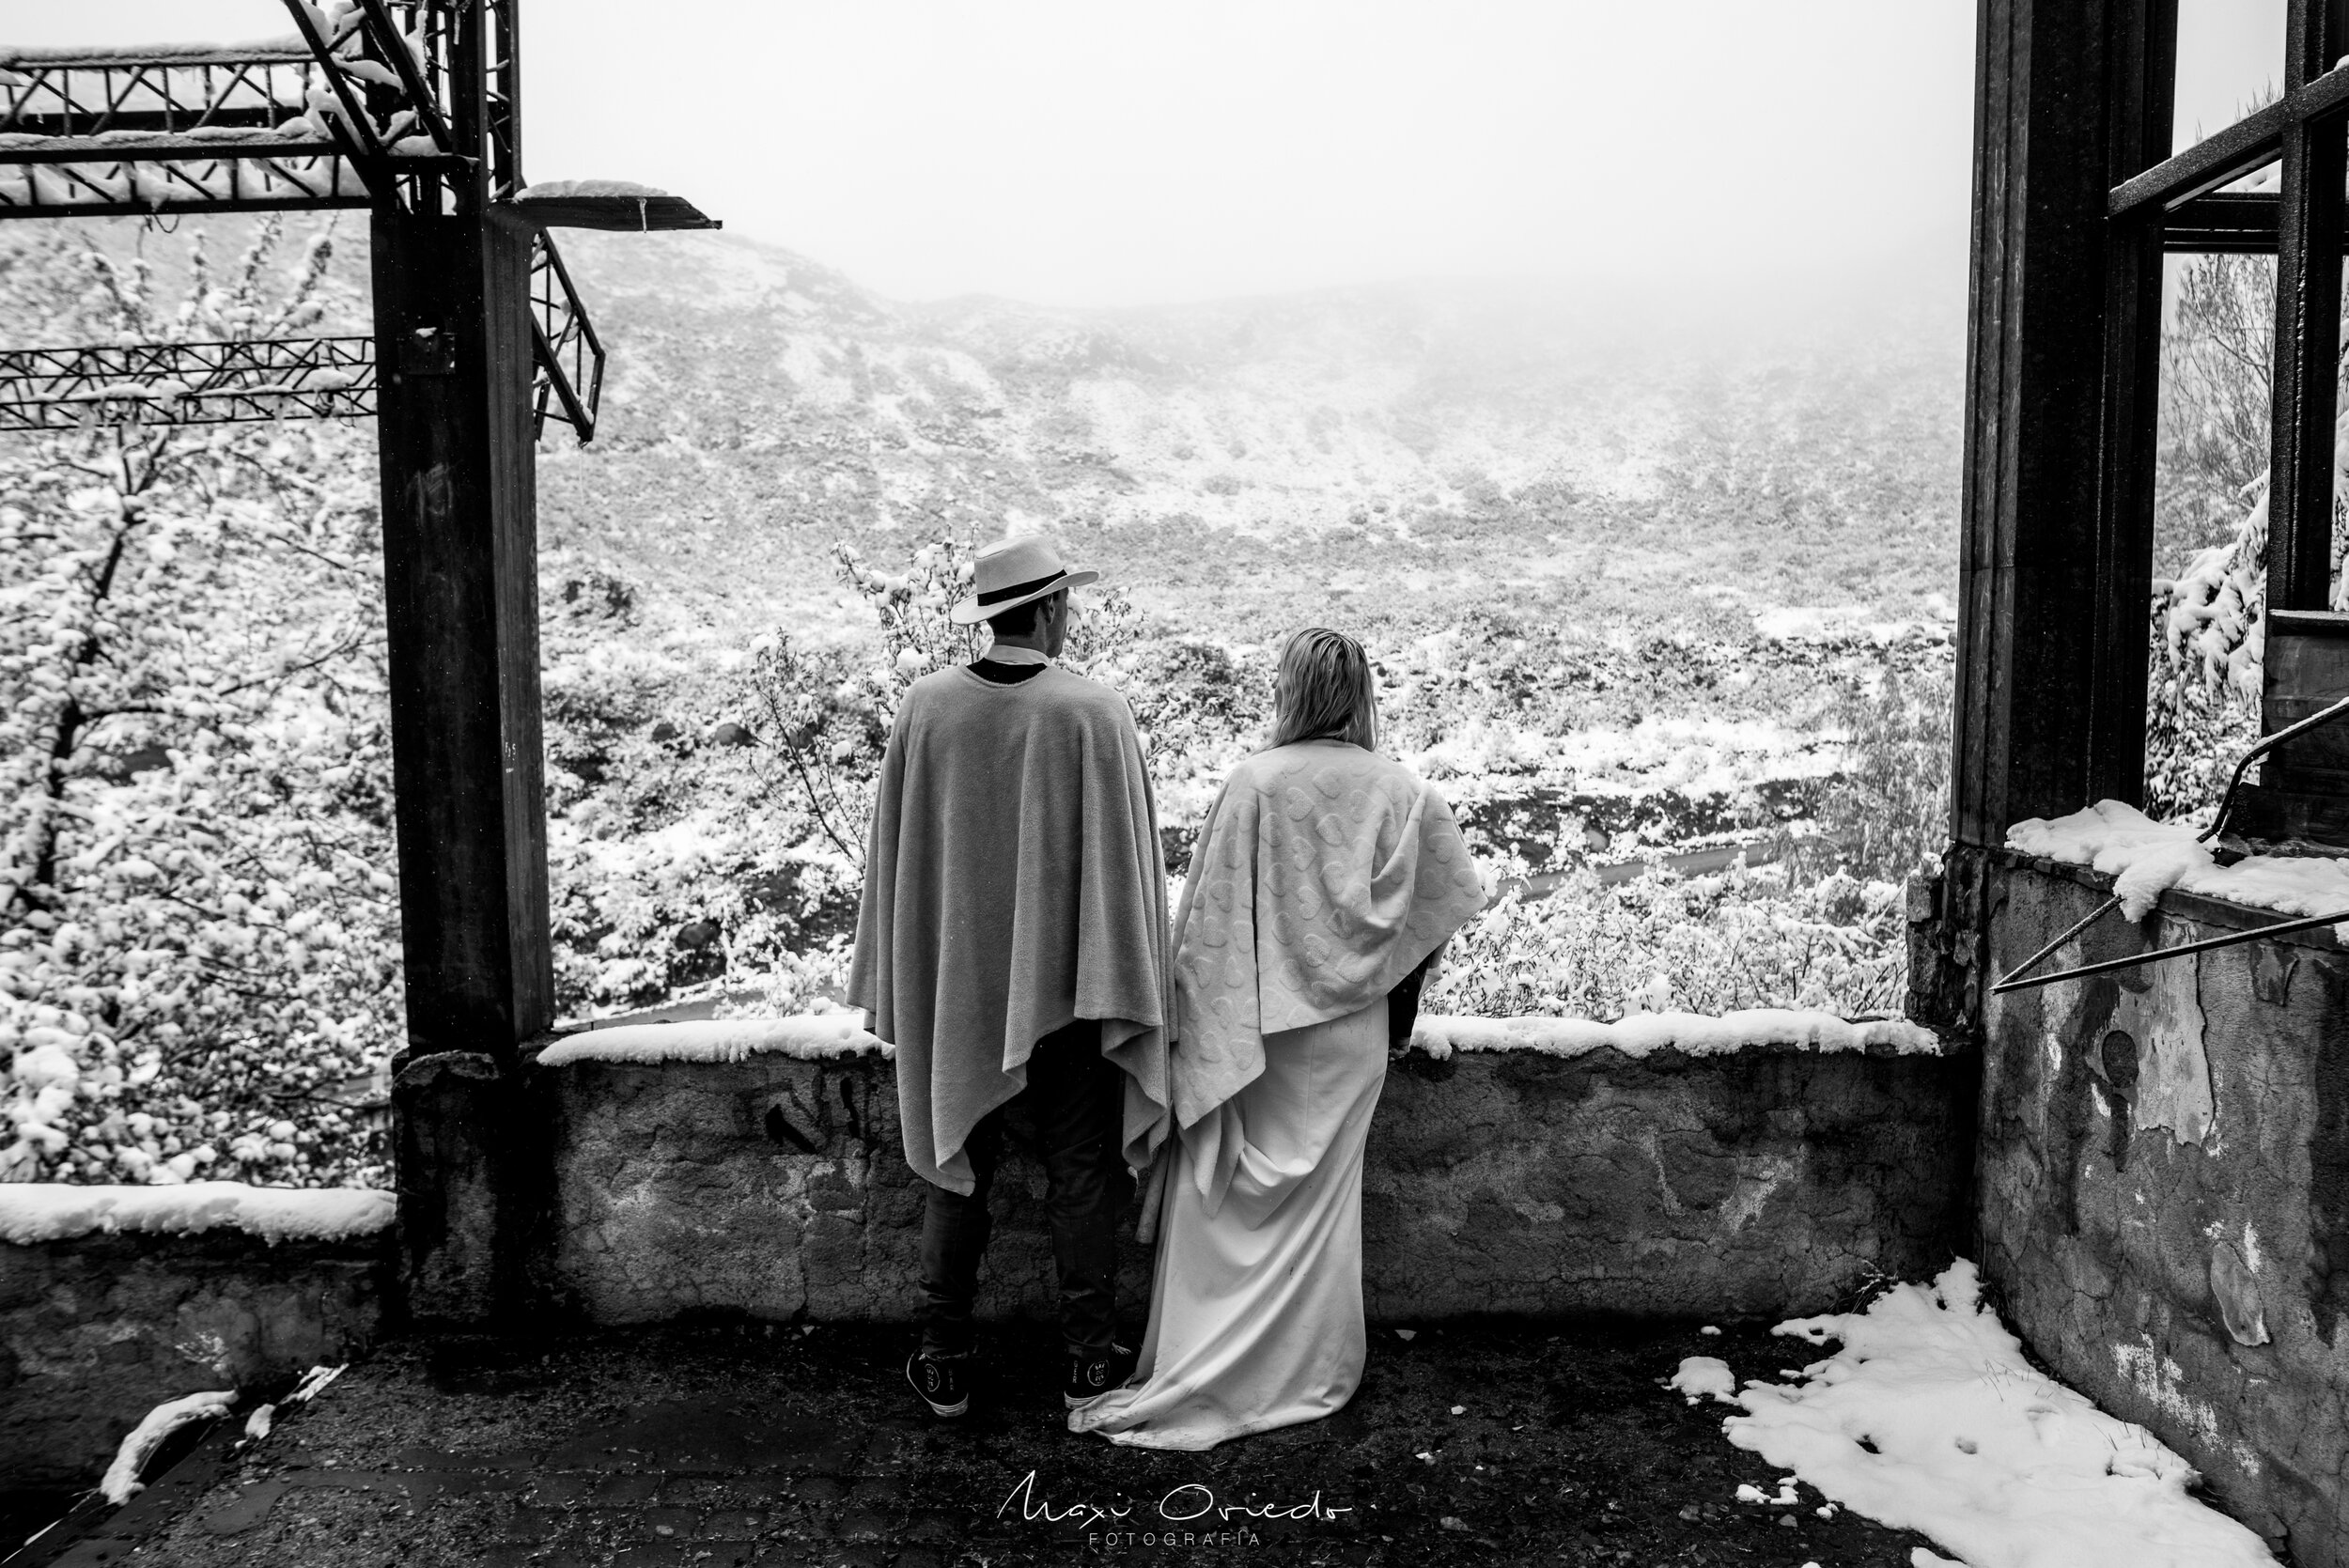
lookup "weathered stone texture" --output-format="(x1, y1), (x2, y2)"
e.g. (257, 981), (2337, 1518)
(541, 1038), (1972, 1327)
(1365, 1044), (1972, 1318)
(0, 1229), (386, 1486)
(540, 1054), (1155, 1326)
(1979, 860), (2349, 1568)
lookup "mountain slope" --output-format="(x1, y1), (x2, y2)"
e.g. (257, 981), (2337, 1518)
(537, 230), (1967, 641)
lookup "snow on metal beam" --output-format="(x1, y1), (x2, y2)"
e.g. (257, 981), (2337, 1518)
(0, 42), (374, 216)
(0, 335), (376, 430)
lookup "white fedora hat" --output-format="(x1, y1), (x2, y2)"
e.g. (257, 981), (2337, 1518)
(949, 536), (1100, 625)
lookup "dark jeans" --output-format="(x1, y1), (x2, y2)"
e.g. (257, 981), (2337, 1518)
(918, 1018), (1130, 1359)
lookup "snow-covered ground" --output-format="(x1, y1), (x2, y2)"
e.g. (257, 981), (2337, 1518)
(1689, 1262), (2277, 1568)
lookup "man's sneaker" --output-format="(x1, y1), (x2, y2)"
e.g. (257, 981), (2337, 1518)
(907, 1351), (969, 1418)
(1064, 1342), (1138, 1409)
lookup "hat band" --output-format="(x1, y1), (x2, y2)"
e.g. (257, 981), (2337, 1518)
(976, 569), (1066, 607)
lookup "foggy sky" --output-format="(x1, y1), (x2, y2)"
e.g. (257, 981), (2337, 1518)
(0, 0), (2290, 309)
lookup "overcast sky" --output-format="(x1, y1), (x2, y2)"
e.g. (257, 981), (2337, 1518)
(0, 1), (2290, 308)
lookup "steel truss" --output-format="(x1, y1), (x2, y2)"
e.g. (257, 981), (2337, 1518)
(0, 2), (708, 445)
(0, 336), (376, 432)
(529, 233), (601, 441)
(0, 44), (369, 216)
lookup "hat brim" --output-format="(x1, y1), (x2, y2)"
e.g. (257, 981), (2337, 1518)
(949, 567), (1099, 625)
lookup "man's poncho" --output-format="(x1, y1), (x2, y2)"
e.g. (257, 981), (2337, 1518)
(1169, 738), (1486, 1131)
(848, 665), (1173, 1194)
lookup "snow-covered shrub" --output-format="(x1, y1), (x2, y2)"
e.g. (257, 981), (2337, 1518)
(742, 537), (1149, 866)
(0, 219), (398, 1186)
(1775, 659), (1950, 885)
(1428, 862), (1906, 1022)
(2146, 487), (2267, 822)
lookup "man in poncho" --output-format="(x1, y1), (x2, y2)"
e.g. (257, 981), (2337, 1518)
(849, 536), (1172, 1421)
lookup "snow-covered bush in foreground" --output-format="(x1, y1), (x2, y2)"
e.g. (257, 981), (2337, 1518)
(0, 220), (398, 1187)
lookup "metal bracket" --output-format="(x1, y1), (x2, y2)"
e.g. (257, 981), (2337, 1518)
(1990, 690), (2349, 994)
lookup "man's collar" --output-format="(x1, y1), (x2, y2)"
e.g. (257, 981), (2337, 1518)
(981, 644), (1050, 666)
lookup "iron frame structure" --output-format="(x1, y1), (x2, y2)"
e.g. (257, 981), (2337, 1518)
(0, 6), (721, 1321)
(1953, 0), (2349, 859)
(0, 0), (723, 1319)
(0, 0), (719, 436)
(0, 335), (377, 430)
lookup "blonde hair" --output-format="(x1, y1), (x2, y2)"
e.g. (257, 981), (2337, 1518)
(1268, 627), (1377, 752)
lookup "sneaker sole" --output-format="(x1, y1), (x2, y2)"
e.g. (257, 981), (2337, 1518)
(907, 1358), (969, 1419)
(1063, 1390), (1111, 1411)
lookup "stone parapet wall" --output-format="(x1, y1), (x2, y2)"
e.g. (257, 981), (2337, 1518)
(1367, 1036), (1971, 1319)
(0, 1224), (388, 1487)
(1977, 856), (2349, 1568)
(1, 1017), (1972, 1491)
(535, 1017), (1973, 1327)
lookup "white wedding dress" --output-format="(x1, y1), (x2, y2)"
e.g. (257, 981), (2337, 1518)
(1066, 995), (1388, 1451)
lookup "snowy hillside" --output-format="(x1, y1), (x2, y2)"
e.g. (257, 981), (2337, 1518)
(535, 230), (1966, 644)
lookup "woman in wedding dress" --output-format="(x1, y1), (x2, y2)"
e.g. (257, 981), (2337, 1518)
(1068, 628), (1486, 1450)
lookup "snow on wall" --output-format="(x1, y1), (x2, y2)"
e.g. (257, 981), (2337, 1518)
(2007, 799), (2349, 932)
(533, 1009), (1944, 1068)
(0, 1182), (393, 1247)
(1409, 1010), (1944, 1060)
(535, 1013), (887, 1067)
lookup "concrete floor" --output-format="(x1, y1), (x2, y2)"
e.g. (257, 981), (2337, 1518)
(5, 1315), (1950, 1568)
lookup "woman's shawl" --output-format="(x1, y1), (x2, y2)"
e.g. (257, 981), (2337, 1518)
(1168, 739), (1486, 1130)
(848, 665), (1174, 1195)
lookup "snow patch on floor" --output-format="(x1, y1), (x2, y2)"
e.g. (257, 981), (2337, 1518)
(0, 1182), (393, 1246)
(1718, 1261), (2277, 1568)
(101, 1389), (237, 1503)
(1410, 1010), (1943, 1060)
(1670, 1356), (1739, 1405)
(2008, 799), (2349, 935)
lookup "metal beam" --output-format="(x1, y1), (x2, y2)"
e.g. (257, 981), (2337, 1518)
(2267, 0), (2349, 617)
(2165, 192), (2286, 251)
(0, 43), (376, 216)
(2087, 0), (2177, 822)
(0, 335), (375, 430)
(2108, 66), (2349, 217)
(509, 190), (721, 232)
(368, 202), (553, 1063)
(1953, 0), (2137, 848)
(526, 231), (601, 441)
(0, 42), (319, 137)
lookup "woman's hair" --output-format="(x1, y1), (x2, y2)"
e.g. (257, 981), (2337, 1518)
(1268, 627), (1377, 751)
